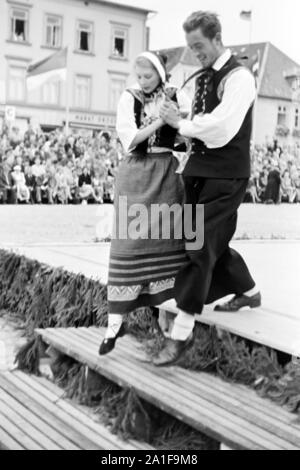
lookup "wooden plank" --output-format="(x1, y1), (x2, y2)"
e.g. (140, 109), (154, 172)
(80, 327), (300, 442)
(66, 324), (300, 435)
(37, 328), (293, 450)
(0, 374), (80, 450)
(2, 372), (121, 451)
(0, 427), (25, 450)
(29, 375), (154, 451)
(160, 300), (300, 357)
(13, 371), (149, 451)
(39, 328), (261, 450)
(0, 385), (72, 450)
(0, 413), (43, 450)
(71, 328), (300, 448)
(0, 394), (61, 450)
(0, 374), (94, 450)
(52, 328), (295, 450)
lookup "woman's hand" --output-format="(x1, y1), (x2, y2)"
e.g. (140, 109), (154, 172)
(159, 101), (180, 129)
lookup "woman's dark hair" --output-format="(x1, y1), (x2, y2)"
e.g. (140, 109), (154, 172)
(183, 11), (222, 39)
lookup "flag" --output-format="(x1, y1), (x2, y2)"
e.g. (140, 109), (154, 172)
(240, 10), (252, 21)
(26, 47), (67, 91)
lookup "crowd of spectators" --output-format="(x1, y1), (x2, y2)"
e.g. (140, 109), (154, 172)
(1, 122), (300, 205)
(0, 122), (125, 205)
(245, 140), (300, 204)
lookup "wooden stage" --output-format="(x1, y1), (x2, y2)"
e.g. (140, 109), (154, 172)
(5, 240), (300, 357)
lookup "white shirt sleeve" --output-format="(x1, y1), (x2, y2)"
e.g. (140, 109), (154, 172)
(178, 68), (256, 148)
(116, 91), (138, 153)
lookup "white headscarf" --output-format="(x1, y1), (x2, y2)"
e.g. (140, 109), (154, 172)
(137, 51), (167, 83)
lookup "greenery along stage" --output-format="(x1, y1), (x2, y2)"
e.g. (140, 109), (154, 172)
(0, 249), (299, 419)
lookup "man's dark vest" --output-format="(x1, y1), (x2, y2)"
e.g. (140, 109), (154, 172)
(183, 55), (253, 179)
(126, 88), (178, 154)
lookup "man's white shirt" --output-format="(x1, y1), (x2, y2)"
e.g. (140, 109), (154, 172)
(178, 49), (257, 149)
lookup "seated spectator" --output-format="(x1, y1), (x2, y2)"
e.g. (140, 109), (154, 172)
(281, 170), (297, 203)
(245, 176), (261, 203)
(0, 157), (17, 204)
(258, 168), (269, 202)
(55, 165), (71, 204)
(32, 154), (46, 203)
(42, 167), (57, 204)
(78, 166), (101, 204)
(24, 166), (36, 203)
(11, 165), (30, 203)
(264, 164), (281, 204)
(92, 170), (104, 204)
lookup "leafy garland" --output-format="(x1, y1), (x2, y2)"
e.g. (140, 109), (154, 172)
(0, 248), (299, 416)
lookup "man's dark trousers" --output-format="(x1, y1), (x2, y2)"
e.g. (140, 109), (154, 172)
(175, 176), (256, 314)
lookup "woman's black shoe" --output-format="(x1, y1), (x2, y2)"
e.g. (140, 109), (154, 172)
(98, 323), (126, 356)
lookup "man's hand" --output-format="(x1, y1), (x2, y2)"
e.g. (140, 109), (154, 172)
(159, 102), (180, 129)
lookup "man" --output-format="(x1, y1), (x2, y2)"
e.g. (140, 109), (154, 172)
(31, 153), (46, 203)
(154, 11), (261, 366)
(0, 157), (15, 204)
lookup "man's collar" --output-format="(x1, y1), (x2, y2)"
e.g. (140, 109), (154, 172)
(212, 49), (231, 71)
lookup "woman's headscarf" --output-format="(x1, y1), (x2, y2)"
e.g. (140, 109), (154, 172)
(136, 51), (167, 83)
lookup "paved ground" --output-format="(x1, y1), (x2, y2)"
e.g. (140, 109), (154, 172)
(0, 203), (300, 246)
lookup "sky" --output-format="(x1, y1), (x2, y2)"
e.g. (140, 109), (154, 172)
(115, 0), (300, 64)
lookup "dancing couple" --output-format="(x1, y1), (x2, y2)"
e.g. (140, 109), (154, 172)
(99, 11), (261, 366)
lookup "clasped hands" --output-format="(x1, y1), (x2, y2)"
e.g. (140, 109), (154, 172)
(159, 97), (181, 129)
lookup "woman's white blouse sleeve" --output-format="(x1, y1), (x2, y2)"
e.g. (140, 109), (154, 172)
(116, 91), (138, 153)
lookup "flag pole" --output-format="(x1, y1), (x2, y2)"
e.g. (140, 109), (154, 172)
(65, 46), (70, 136)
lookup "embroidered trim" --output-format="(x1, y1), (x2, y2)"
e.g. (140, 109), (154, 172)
(108, 278), (175, 301)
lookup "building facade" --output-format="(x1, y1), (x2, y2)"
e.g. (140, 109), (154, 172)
(0, 0), (152, 134)
(159, 42), (300, 146)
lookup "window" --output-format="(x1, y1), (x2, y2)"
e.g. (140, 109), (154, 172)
(76, 21), (93, 53)
(74, 75), (91, 109)
(111, 26), (128, 58)
(45, 15), (62, 48)
(109, 76), (126, 110)
(10, 8), (29, 42)
(41, 80), (60, 105)
(8, 66), (26, 102)
(277, 106), (287, 126)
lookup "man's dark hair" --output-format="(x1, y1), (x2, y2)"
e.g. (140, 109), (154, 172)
(183, 11), (222, 39)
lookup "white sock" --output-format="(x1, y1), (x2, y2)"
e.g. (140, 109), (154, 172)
(105, 314), (123, 339)
(171, 310), (195, 341)
(243, 285), (259, 297)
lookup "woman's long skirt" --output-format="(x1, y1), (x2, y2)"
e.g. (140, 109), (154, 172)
(108, 152), (187, 314)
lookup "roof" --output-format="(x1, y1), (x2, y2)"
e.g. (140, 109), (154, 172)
(259, 43), (300, 100)
(158, 42), (300, 101)
(74, 0), (154, 15)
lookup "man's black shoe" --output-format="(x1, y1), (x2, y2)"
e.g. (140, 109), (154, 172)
(214, 292), (262, 312)
(152, 334), (193, 367)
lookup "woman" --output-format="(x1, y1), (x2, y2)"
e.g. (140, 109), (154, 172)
(99, 51), (191, 355)
(281, 169), (296, 203)
(11, 165), (30, 203)
(78, 166), (102, 204)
